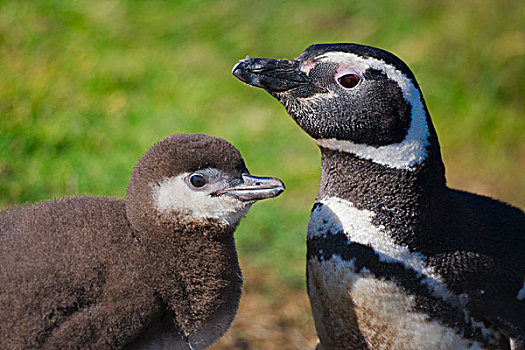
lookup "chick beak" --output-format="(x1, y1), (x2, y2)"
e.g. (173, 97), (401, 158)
(232, 57), (310, 92)
(219, 174), (285, 202)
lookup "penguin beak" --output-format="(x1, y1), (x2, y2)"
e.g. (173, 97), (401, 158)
(232, 58), (310, 92)
(219, 174), (285, 202)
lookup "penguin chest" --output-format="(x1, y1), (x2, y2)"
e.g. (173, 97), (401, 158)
(306, 197), (503, 350)
(127, 308), (238, 350)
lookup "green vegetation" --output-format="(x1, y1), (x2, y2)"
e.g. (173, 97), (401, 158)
(2, 0), (524, 286)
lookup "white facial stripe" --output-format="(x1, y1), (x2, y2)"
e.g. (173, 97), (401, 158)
(151, 174), (250, 226)
(517, 280), (525, 301)
(313, 51), (430, 170)
(308, 196), (461, 305)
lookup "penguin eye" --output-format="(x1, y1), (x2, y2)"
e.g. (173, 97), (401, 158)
(337, 73), (361, 89)
(189, 174), (207, 188)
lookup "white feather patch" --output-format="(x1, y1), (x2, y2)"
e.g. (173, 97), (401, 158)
(308, 256), (486, 350)
(151, 174), (250, 226)
(313, 51), (430, 170)
(308, 196), (462, 305)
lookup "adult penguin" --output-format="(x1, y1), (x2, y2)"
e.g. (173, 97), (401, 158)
(233, 43), (524, 350)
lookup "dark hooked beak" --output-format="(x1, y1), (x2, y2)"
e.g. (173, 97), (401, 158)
(232, 58), (310, 92)
(219, 174), (285, 202)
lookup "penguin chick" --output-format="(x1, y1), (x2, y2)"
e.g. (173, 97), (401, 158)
(0, 133), (285, 350)
(233, 44), (524, 350)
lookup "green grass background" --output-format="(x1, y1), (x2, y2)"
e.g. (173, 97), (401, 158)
(1, 0), (524, 287)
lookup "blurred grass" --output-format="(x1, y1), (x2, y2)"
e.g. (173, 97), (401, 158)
(1, 1), (524, 348)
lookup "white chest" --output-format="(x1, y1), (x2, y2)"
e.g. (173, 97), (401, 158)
(308, 196), (458, 302)
(306, 196), (501, 349)
(307, 256), (486, 350)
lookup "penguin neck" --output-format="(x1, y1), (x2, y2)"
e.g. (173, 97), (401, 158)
(317, 137), (446, 217)
(136, 222), (242, 337)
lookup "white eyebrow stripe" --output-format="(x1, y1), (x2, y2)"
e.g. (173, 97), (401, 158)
(315, 52), (430, 170)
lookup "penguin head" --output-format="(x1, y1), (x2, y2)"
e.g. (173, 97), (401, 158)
(126, 134), (284, 233)
(233, 43), (435, 170)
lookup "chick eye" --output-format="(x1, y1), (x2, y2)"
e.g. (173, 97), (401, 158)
(189, 174), (207, 188)
(337, 73), (361, 89)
